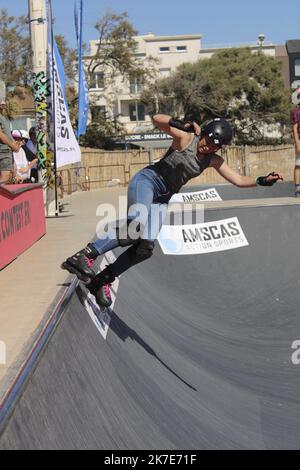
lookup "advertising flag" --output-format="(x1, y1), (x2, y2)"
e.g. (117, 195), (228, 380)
(75, 0), (89, 137)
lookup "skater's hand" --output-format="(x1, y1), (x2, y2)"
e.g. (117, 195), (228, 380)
(183, 120), (201, 135)
(266, 172), (283, 185)
(256, 172), (283, 187)
(191, 121), (201, 136)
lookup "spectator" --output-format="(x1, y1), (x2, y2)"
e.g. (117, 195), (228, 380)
(56, 173), (64, 199)
(24, 126), (39, 182)
(11, 130), (38, 183)
(291, 87), (300, 197)
(0, 81), (21, 184)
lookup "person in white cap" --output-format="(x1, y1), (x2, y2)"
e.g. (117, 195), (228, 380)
(11, 130), (38, 183)
(0, 81), (21, 184)
(291, 87), (300, 197)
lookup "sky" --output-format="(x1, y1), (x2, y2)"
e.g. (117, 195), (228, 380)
(1, 0), (300, 49)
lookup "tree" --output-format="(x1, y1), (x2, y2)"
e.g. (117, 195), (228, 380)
(0, 9), (75, 119)
(87, 11), (156, 84)
(0, 8), (32, 118)
(79, 110), (125, 150)
(79, 11), (157, 148)
(0, 8), (31, 88)
(141, 47), (291, 144)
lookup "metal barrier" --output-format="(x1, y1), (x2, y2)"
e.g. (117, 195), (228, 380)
(58, 169), (71, 196)
(58, 167), (89, 195)
(87, 164), (126, 187)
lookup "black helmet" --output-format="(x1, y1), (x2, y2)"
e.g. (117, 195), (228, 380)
(201, 118), (233, 146)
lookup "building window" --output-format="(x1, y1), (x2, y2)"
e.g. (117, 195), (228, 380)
(129, 77), (143, 94)
(159, 47), (170, 53)
(176, 45), (187, 52)
(90, 71), (105, 89)
(91, 105), (106, 122)
(159, 68), (171, 78)
(129, 104), (145, 121)
(295, 59), (300, 77)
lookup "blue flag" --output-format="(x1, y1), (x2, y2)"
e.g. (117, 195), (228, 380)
(74, 0), (89, 138)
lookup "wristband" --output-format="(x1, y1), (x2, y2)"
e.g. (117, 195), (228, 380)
(256, 175), (274, 186)
(168, 117), (194, 133)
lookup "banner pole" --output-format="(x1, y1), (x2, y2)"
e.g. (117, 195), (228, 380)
(77, 0), (82, 139)
(75, 0), (89, 139)
(49, 0), (59, 217)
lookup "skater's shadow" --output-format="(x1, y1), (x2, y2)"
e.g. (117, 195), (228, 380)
(77, 286), (197, 392)
(109, 309), (197, 391)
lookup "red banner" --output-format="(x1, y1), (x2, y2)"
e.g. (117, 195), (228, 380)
(0, 184), (46, 270)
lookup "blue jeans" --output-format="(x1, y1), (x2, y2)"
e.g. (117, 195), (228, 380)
(91, 166), (173, 277)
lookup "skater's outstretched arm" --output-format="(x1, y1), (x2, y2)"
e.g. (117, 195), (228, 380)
(210, 155), (283, 188)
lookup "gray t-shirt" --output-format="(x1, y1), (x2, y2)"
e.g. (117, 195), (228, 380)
(153, 135), (213, 193)
(0, 113), (11, 154)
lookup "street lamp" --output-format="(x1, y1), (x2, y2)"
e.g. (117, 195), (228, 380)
(26, 17), (46, 24)
(257, 33), (265, 48)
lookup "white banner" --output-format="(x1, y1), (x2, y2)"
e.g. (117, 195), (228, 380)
(53, 41), (81, 168)
(170, 188), (222, 203)
(158, 217), (249, 255)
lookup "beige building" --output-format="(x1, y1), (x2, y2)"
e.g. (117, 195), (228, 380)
(86, 33), (286, 137)
(199, 42), (276, 60)
(87, 33), (202, 134)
